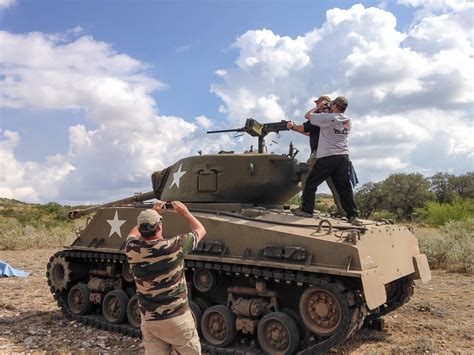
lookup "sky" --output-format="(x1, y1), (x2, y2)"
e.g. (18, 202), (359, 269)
(0, 0), (473, 204)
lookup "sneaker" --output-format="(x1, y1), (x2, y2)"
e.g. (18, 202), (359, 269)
(291, 208), (313, 218)
(348, 216), (364, 226)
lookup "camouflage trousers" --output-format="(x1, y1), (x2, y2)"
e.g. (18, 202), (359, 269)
(141, 309), (201, 355)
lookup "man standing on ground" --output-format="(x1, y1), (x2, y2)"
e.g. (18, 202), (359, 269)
(125, 201), (206, 354)
(289, 96), (362, 225)
(287, 95), (346, 216)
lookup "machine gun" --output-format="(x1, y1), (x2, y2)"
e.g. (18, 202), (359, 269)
(207, 118), (290, 153)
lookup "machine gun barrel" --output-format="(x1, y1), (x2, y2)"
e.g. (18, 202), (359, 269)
(68, 190), (156, 219)
(207, 128), (244, 134)
(207, 118), (290, 153)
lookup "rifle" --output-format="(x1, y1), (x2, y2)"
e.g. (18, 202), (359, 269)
(207, 118), (290, 153)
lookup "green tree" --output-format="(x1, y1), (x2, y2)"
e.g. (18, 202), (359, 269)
(451, 172), (474, 199)
(355, 182), (384, 218)
(381, 173), (434, 220)
(430, 172), (456, 203)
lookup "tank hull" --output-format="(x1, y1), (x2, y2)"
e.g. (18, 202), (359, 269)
(47, 205), (430, 353)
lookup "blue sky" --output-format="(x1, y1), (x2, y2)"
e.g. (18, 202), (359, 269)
(0, 0), (473, 204)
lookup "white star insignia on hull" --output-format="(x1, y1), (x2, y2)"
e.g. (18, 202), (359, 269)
(107, 210), (126, 238)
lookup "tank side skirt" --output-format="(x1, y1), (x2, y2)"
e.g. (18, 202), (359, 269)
(48, 249), (367, 354)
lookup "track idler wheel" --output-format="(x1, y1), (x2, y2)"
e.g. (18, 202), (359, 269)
(47, 255), (72, 292)
(201, 305), (236, 347)
(257, 311), (300, 355)
(67, 283), (92, 316)
(126, 294), (141, 328)
(102, 289), (129, 324)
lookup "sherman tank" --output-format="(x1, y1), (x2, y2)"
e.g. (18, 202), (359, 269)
(47, 118), (431, 354)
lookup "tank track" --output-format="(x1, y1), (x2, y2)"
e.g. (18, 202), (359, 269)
(365, 277), (414, 323)
(47, 250), (367, 354)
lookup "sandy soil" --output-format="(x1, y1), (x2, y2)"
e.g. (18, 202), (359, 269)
(1, 249), (473, 353)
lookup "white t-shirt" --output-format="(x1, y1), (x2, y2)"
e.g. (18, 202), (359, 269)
(310, 112), (351, 159)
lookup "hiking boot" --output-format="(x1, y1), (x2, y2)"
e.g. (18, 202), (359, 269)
(291, 208), (313, 218)
(348, 216), (364, 226)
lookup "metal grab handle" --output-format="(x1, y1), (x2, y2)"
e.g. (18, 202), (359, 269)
(317, 219), (333, 234)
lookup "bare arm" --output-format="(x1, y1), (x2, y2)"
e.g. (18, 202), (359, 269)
(287, 121), (310, 136)
(170, 201), (206, 241)
(304, 107), (318, 120)
(128, 225), (140, 238)
(305, 100), (328, 120)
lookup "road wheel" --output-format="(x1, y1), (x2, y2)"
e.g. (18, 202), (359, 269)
(193, 269), (217, 292)
(126, 294), (141, 328)
(102, 289), (129, 324)
(68, 283), (92, 315)
(257, 312), (300, 355)
(121, 261), (134, 283)
(189, 301), (203, 333)
(282, 307), (311, 345)
(201, 305), (236, 347)
(194, 297), (211, 312)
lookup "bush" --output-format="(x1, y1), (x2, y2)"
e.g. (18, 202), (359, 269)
(372, 210), (397, 222)
(0, 216), (77, 250)
(417, 219), (474, 272)
(419, 198), (474, 226)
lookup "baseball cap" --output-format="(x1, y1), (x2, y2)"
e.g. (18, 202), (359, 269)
(314, 95), (331, 103)
(137, 209), (162, 227)
(333, 96), (348, 109)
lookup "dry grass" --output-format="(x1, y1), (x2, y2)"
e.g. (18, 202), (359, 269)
(415, 220), (474, 273)
(0, 218), (77, 250)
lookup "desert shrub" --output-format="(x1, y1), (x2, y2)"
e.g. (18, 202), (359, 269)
(288, 194), (301, 206)
(372, 210), (397, 221)
(417, 219), (474, 272)
(0, 217), (76, 250)
(419, 198), (474, 226)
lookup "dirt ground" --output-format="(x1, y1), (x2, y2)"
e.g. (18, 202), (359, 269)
(1, 249), (473, 354)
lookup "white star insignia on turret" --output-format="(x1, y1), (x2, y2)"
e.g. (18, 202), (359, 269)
(170, 163), (186, 189)
(107, 210), (126, 238)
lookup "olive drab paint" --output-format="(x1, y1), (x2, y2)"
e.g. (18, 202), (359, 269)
(47, 119), (431, 354)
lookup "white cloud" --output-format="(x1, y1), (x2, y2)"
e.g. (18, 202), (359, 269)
(1, 3), (473, 203)
(212, 4), (473, 184)
(0, 30), (229, 203)
(398, 0), (469, 11)
(195, 115), (212, 129)
(175, 44), (192, 53)
(0, 0), (15, 10)
(0, 129), (74, 202)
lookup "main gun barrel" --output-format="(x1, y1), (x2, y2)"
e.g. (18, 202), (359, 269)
(68, 190), (156, 219)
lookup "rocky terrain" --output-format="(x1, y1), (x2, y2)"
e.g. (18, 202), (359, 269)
(1, 249), (472, 353)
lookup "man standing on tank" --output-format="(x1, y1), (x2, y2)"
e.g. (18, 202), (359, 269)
(287, 95), (345, 216)
(125, 201), (206, 355)
(289, 96), (362, 225)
